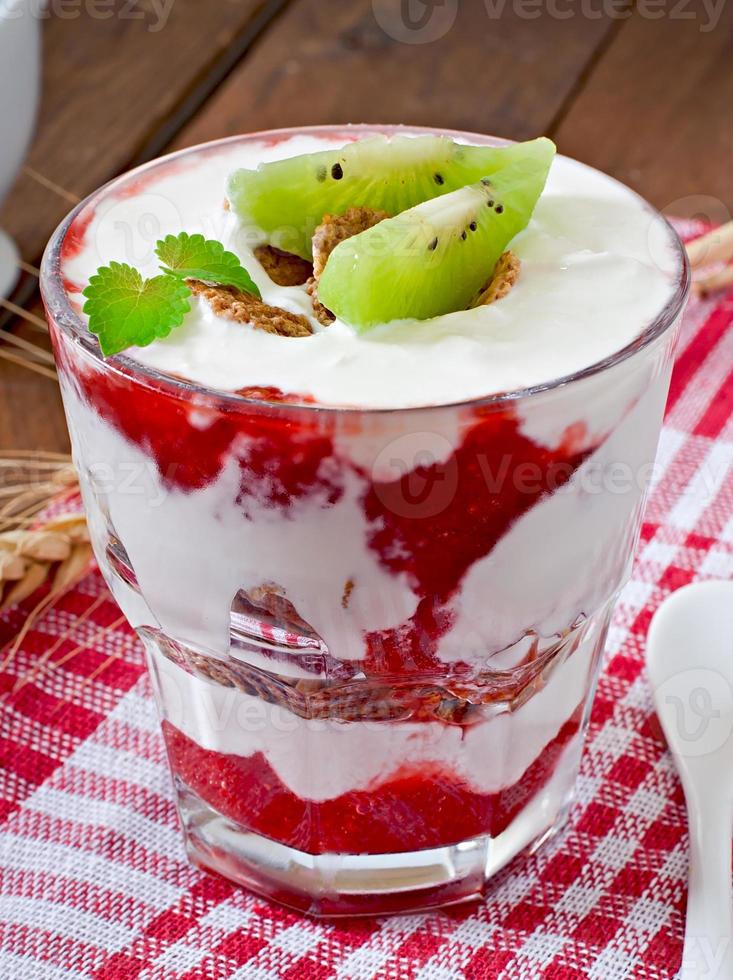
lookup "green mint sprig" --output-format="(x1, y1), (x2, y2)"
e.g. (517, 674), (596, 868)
(83, 233), (260, 357)
(156, 232), (261, 296)
(82, 264), (191, 357)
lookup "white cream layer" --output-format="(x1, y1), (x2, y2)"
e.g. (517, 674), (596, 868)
(60, 342), (670, 667)
(147, 628), (597, 801)
(60, 132), (681, 410)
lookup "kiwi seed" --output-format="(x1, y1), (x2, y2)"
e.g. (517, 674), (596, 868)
(469, 221), (477, 232)
(434, 173), (445, 185)
(461, 230), (467, 240)
(331, 163), (344, 180)
(316, 166), (327, 182)
(481, 178), (492, 186)
(487, 199), (494, 207)
(428, 237), (439, 251)
(495, 204), (504, 214)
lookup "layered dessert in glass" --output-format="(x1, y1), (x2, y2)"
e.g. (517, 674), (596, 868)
(41, 126), (689, 916)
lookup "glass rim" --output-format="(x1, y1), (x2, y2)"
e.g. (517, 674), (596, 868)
(40, 123), (691, 417)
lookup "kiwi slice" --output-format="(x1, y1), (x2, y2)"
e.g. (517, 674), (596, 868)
(318, 139), (555, 328)
(227, 135), (554, 259)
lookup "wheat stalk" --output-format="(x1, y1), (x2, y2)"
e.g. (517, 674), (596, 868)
(0, 453), (132, 710)
(0, 348), (57, 380)
(0, 298), (49, 332)
(0, 455), (95, 675)
(0, 514), (92, 605)
(0, 509), (93, 667)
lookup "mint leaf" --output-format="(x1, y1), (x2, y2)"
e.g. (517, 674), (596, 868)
(156, 232), (261, 297)
(83, 262), (191, 356)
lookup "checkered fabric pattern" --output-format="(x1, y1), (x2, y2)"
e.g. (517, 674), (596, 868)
(1, 225), (732, 980)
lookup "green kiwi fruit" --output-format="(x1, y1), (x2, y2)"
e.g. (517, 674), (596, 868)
(318, 138), (555, 327)
(227, 135), (554, 259)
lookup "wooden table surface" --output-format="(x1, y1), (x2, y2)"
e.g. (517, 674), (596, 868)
(1, 0), (731, 453)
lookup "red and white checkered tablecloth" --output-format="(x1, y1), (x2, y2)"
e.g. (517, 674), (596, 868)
(1, 223), (732, 980)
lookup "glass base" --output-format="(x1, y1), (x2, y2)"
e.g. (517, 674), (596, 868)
(175, 736), (580, 917)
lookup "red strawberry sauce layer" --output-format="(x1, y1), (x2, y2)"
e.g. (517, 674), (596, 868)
(163, 708), (582, 854)
(67, 363), (594, 679)
(62, 349), (595, 856)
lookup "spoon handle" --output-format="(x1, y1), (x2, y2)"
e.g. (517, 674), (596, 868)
(683, 795), (733, 978)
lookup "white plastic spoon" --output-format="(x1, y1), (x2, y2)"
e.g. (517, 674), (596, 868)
(647, 581), (733, 980)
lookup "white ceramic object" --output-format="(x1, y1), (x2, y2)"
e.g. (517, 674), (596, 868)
(647, 581), (733, 980)
(0, 0), (40, 297)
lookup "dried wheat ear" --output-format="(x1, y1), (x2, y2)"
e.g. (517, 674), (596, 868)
(0, 453), (89, 611)
(0, 513), (92, 610)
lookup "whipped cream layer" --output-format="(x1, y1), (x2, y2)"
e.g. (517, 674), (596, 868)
(60, 132), (682, 410)
(60, 360), (667, 666)
(147, 628), (597, 801)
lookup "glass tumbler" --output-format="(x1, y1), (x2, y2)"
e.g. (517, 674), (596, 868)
(41, 127), (689, 916)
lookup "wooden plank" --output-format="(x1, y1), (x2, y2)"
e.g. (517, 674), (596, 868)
(171, 0), (623, 149)
(0, 0), (621, 454)
(0, 369), (68, 453)
(0, 0), (292, 265)
(553, 2), (733, 219)
(0, 322), (67, 452)
(0, 0), (296, 453)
